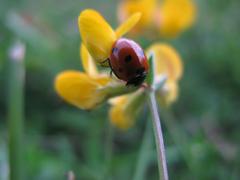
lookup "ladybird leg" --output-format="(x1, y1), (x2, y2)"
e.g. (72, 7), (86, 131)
(140, 83), (150, 89)
(100, 58), (110, 67)
(110, 70), (113, 77)
(108, 58), (117, 78)
(126, 81), (131, 86)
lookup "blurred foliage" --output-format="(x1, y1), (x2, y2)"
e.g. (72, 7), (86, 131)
(0, 0), (240, 179)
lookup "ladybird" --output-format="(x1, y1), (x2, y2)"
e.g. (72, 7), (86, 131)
(109, 38), (149, 86)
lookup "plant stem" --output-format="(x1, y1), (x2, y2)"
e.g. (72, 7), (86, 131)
(7, 41), (25, 180)
(147, 91), (168, 180)
(133, 119), (153, 180)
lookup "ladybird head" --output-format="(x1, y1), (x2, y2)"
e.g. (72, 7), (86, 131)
(126, 70), (147, 86)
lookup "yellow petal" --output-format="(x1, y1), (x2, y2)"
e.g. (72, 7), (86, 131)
(146, 43), (183, 81)
(54, 71), (109, 109)
(109, 95), (132, 130)
(118, 0), (156, 31)
(108, 90), (144, 130)
(78, 9), (116, 64)
(109, 102), (133, 130)
(158, 80), (178, 105)
(115, 12), (142, 38)
(80, 44), (98, 76)
(158, 0), (196, 37)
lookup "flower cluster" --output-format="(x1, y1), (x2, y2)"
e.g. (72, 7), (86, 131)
(118, 0), (196, 37)
(55, 9), (183, 130)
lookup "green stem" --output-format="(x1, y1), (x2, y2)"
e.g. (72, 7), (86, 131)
(133, 119), (153, 180)
(147, 91), (168, 180)
(7, 41), (25, 180)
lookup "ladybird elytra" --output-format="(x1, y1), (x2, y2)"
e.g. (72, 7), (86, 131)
(109, 38), (149, 86)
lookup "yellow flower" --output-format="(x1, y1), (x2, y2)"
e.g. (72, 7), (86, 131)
(146, 43), (183, 105)
(117, 0), (196, 38)
(55, 44), (111, 110)
(78, 9), (141, 65)
(56, 10), (184, 130)
(57, 7), (143, 110)
(157, 0), (196, 37)
(118, 0), (157, 32)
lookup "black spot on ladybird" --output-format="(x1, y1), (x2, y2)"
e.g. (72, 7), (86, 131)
(125, 55), (132, 63)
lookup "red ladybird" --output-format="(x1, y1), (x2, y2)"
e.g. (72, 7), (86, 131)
(109, 38), (149, 86)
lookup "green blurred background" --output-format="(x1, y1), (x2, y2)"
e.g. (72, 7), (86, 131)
(0, 0), (239, 179)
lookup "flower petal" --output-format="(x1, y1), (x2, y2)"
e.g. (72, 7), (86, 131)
(108, 90), (145, 130)
(158, 0), (196, 37)
(146, 43), (183, 81)
(109, 95), (132, 130)
(118, 0), (156, 32)
(55, 71), (109, 109)
(78, 9), (116, 64)
(109, 104), (133, 130)
(115, 12), (142, 38)
(80, 44), (98, 76)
